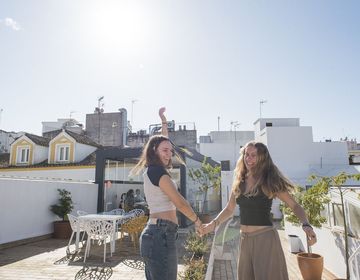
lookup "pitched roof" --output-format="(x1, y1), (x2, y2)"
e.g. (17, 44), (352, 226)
(65, 130), (101, 147)
(24, 133), (50, 147)
(48, 129), (101, 147)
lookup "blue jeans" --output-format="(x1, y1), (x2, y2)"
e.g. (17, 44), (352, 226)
(140, 219), (179, 280)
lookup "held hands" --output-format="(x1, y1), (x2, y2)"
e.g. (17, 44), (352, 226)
(200, 222), (216, 236)
(198, 219), (218, 237)
(303, 225), (317, 246)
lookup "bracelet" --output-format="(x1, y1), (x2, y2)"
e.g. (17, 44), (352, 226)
(193, 216), (199, 223)
(212, 219), (219, 230)
(302, 223), (313, 229)
(162, 121), (167, 124)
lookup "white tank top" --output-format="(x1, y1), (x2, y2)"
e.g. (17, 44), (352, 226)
(143, 166), (176, 214)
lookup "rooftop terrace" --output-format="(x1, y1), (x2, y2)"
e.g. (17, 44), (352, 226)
(0, 223), (338, 280)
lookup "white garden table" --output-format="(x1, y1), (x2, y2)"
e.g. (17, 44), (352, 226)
(75, 214), (126, 252)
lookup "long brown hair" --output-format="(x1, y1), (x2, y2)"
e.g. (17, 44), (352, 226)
(130, 135), (185, 175)
(232, 141), (294, 198)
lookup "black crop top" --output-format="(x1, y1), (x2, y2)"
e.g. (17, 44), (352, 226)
(236, 190), (273, 226)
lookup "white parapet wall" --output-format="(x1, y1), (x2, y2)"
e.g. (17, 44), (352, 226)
(284, 220), (358, 279)
(0, 177), (98, 245)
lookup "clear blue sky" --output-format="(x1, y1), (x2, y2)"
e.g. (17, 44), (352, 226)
(1, 0), (359, 142)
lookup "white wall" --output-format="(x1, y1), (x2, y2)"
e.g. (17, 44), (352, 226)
(200, 143), (239, 169)
(0, 178), (98, 244)
(199, 131), (254, 170)
(74, 143), (97, 162)
(42, 121), (63, 133)
(263, 126), (314, 184)
(254, 118), (300, 139)
(0, 167), (95, 181)
(310, 142), (348, 166)
(221, 171), (239, 216)
(257, 125), (350, 186)
(284, 221), (360, 279)
(33, 145), (49, 164)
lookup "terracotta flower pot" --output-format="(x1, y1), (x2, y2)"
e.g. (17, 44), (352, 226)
(297, 252), (323, 280)
(53, 221), (72, 239)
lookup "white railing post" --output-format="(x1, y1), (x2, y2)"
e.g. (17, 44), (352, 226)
(205, 218), (233, 280)
(349, 244), (360, 280)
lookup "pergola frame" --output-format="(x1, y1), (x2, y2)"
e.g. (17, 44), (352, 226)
(95, 147), (188, 227)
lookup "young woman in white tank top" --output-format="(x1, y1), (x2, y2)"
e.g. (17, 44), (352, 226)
(131, 107), (203, 280)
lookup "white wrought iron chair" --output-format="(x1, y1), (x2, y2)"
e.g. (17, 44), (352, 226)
(83, 219), (115, 263)
(77, 210), (88, 216)
(108, 208), (125, 215)
(67, 214), (86, 254)
(127, 208), (144, 218)
(108, 208), (127, 238)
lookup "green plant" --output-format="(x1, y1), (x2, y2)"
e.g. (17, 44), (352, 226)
(184, 231), (209, 259)
(50, 188), (73, 221)
(179, 258), (206, 280)
(188, 157), (221, 213)
(283, 185), (330, 229)
(283, 184), (330, 254)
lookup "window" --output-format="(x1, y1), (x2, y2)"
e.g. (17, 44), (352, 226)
(348, 203), (360, 238)
(57, 145), (70, 162)
(17, 146), (30, 164)
(332, 203), (345, 228)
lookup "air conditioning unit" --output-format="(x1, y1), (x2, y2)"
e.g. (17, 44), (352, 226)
(167, 121), (175, 130)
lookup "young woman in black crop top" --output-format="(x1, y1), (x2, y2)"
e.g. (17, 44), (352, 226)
(201, 141), (317, 280)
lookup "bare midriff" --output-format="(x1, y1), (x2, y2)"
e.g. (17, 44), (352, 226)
(240, 224), (272, 233)
(150, 210), (178, 225)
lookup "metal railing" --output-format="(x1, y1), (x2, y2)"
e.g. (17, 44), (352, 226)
(349, 244), (360, 280)
(205, 217), (234, 280)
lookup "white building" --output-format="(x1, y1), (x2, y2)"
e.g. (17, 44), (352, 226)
(199, 131), (255, 170)
(0, 130), (22, 154)
(42, 118), (84, 134)
(254, 118), (349, 186)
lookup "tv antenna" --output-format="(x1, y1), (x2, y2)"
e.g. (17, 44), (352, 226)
(259, 99), (267, 119)
(131, 99), (138, 127)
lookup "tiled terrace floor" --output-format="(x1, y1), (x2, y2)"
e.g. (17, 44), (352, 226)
(0, 232), (188, 280)
(0, 226), (338, 280)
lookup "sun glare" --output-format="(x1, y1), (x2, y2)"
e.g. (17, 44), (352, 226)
(86, 2), (152, 51)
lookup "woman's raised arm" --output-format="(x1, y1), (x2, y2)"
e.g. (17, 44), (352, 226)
(159, 107), (168, 137)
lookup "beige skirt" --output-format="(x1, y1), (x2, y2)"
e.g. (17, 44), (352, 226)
(237, 227), (289, 280)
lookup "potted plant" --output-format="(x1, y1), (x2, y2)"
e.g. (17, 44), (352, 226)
(188, 157), (221, 223)
(50, 188), (74, 239)
(179, 258), (206, 280)
(283, 183), (330, 280)
(179, 231), (209, 280)
(184, 231), (209, 260)
(307, 172), (360, 280)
